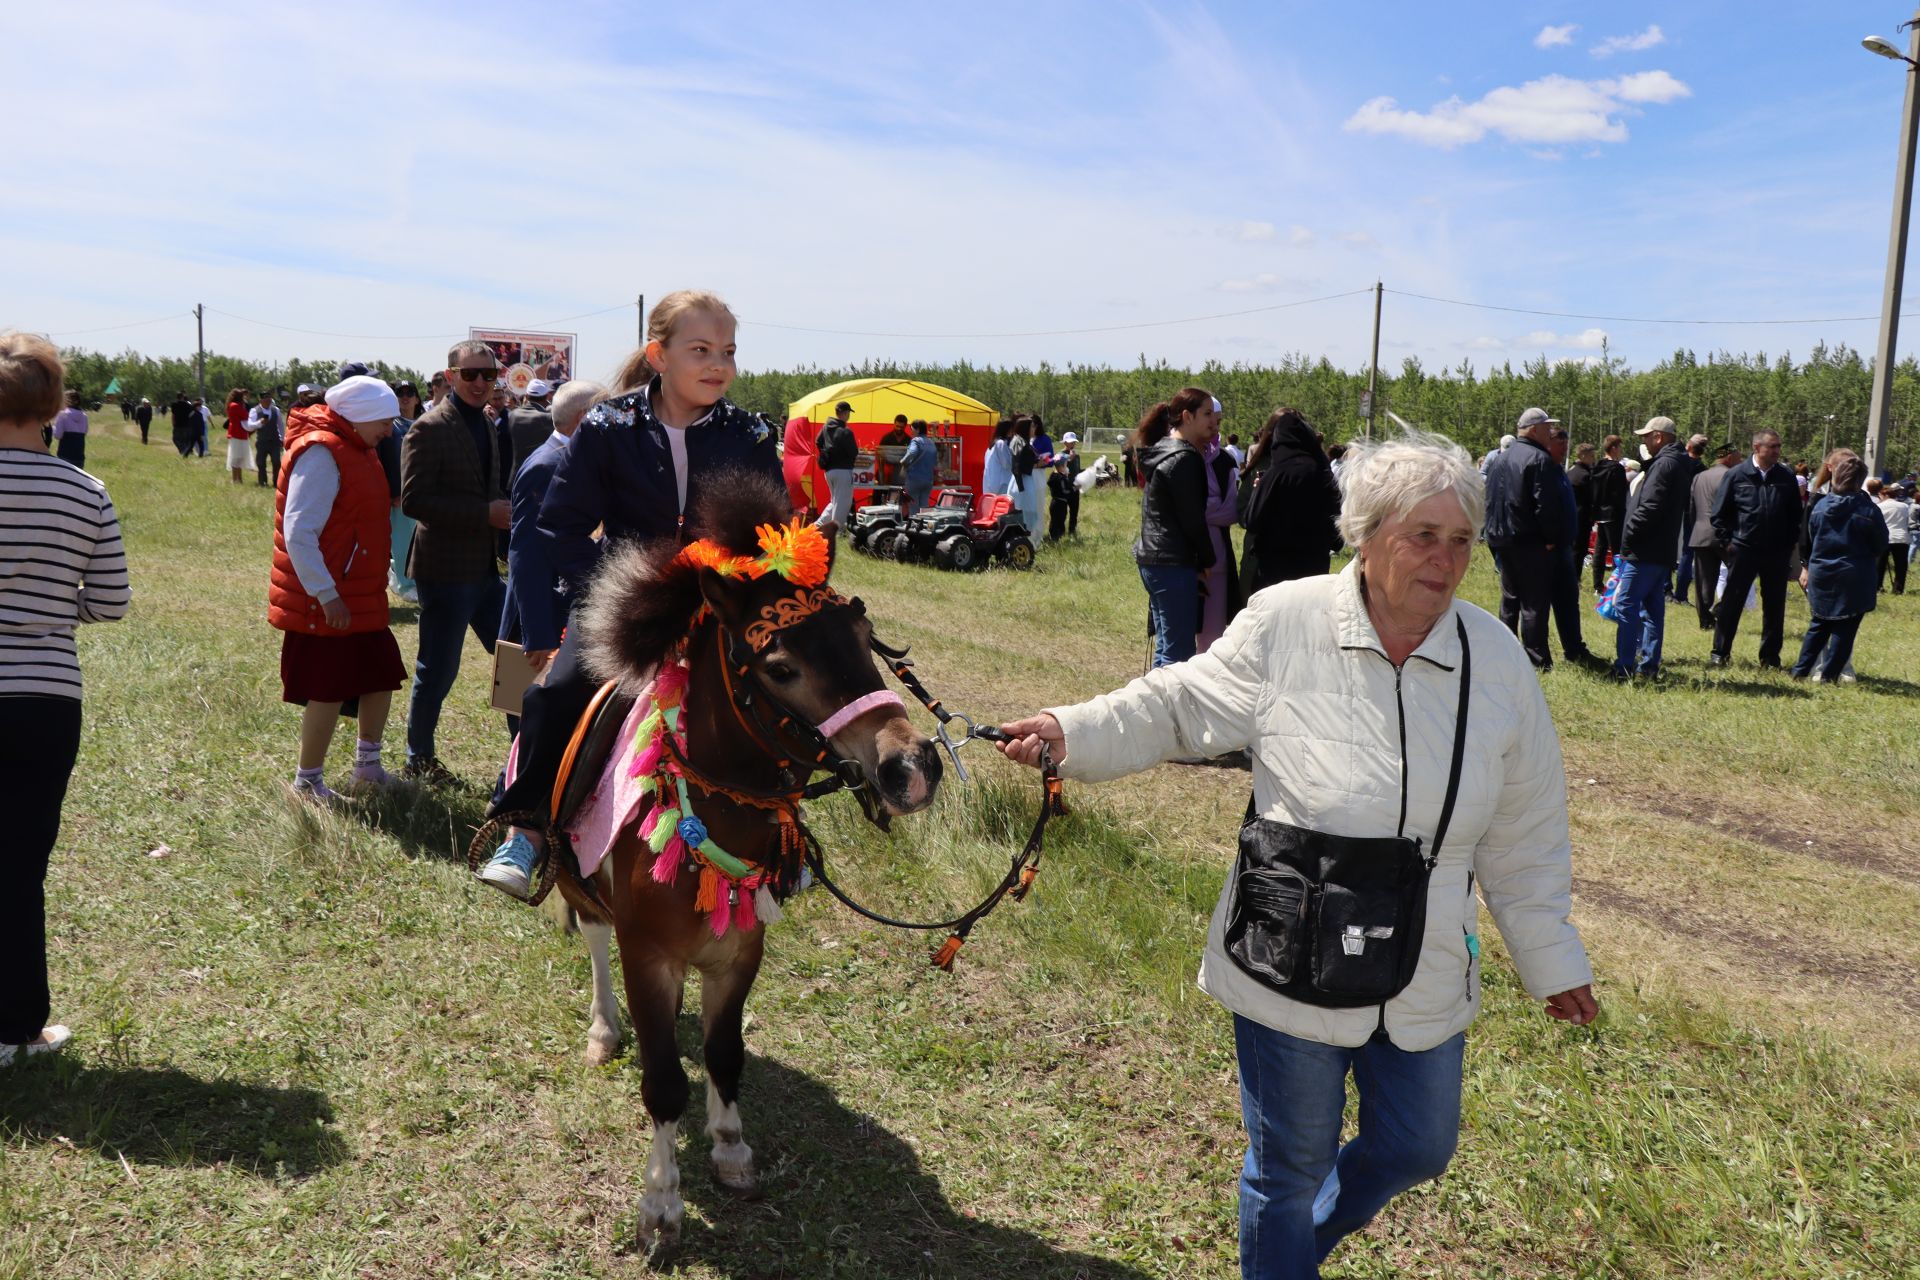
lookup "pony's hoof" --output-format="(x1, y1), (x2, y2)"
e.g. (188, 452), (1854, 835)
(711, 1140), (758, 1197)
(636, 1191), (683, 1255)
(584, 1032), (622, 1067)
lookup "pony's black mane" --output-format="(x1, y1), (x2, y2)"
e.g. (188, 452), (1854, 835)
(580, 468), (803, 686)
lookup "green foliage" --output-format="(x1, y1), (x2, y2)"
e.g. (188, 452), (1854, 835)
(727, 344), (1920, 474)
(57, 347), (429, 406)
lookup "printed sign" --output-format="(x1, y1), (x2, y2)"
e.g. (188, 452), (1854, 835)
(469, 328), (576, 391)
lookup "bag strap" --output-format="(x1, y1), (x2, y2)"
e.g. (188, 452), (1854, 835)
(1425, 615), (1471, 869)
(1239, 613), (1472, 868)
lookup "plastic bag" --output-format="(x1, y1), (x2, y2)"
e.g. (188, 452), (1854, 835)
(1595, 570), (1623, 623)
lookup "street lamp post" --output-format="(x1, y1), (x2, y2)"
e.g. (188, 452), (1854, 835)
(1863, 16), (1920, 479)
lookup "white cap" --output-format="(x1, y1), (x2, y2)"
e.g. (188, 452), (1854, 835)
(1635, 415), (1677, 437)
(1516, 406), (1559, 429)
(325, 375), (399, 424)
(1061, 432), (1079, 443)
(526, 380), (553, 398)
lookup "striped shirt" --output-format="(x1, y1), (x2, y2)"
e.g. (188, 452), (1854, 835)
(0, 449), (131, 699)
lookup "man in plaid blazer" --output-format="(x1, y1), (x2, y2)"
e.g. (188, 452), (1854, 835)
(398, 339), (512, 782)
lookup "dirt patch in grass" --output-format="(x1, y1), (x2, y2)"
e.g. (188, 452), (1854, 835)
(1574, 876), (1920, 1015)
(1570, 764), (1920, 888)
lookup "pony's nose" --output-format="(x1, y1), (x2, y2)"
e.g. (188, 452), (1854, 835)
(878, 739), (942, 812)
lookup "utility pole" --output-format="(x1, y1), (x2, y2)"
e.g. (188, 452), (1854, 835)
(194, 303), (206, 402)
(637, 293), (646, 347)
(1364, 280), (1383, 439)
(1866, 11), (1920, 478)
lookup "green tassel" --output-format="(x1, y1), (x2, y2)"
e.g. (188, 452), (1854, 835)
(647, 806), (681, 853)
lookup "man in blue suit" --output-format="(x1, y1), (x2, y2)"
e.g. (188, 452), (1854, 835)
(498, 380), (606, 669)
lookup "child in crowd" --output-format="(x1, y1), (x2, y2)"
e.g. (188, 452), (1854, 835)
(479, 290), (781, 897)
(269, 376), (407, 802)
(1046, 456), (1074, 541)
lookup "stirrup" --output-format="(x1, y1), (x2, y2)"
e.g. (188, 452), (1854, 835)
(466, 812), (559, 907)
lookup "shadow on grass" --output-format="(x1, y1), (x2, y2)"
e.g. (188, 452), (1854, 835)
(1852, 672), (1920, 697)
(652, 1032), (1159, 1278)
(1691, 675), (1812, 699)
(353, 782), (493, 866)
(0, 1060), (346, 1176)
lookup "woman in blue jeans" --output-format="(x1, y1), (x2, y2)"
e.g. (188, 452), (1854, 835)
(1131, 388), (1219, 667)
(999, 432), (1597, 1278)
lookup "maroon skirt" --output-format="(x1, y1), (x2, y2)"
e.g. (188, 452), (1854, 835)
(280, 628), (407, 705)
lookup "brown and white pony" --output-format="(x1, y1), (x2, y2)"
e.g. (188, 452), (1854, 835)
(564, 471), (942, 1252)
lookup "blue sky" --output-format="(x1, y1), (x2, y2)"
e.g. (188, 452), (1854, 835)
(8, 2), (1919, 381)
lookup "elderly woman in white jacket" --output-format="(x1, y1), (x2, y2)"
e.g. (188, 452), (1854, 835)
(999, 431), (1596, 1280)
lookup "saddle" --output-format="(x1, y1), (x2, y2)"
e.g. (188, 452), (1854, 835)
(551, 679), (636, 832)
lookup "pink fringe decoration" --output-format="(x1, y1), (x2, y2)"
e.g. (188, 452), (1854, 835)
(639, 805), (664, 840)
(631, 736), (666, 778)
(651, 841), (685, 884)
(710, 902), (731, 938)
(733, 885), (759, 933)
(655, 663), (689, 702)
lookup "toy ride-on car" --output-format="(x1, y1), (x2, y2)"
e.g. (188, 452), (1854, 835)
(891, 488), (1036, 571)
(849, 485), (905, 555)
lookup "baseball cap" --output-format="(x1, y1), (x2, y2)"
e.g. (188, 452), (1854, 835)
(295, 383), (318, 395)
(1635, 415), (1677, 437)
(526, 380), (553, 398)
(834, 401), (853, 416)
(1516, 407), (1558, 429)
(1062, 431), (1079, 443)
(334, 360), (374, 383)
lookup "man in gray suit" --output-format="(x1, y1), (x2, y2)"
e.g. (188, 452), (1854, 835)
(1687, 441), (1740, 629)
(505, 380), (555, 482)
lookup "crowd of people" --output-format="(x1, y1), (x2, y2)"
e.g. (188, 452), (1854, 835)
(1476, 410), (1917, 683)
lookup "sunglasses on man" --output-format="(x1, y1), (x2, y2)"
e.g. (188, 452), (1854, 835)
(453, 367), (498, 383)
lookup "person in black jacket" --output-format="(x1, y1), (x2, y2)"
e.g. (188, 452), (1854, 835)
(1483, 407), (1572, 669)
(1709, 428), (1800, 668)
(1132, 388), (1219, 668)
(1609, 417), (1689, 679)
(1589, 435), (1629, 591)
(1567, 441), (1597, 560)
(477, 290), (781, 898)
(1238, 407), (1341, 594)
(814, 401), (858, 525)
(1542, 426), (1596, 666)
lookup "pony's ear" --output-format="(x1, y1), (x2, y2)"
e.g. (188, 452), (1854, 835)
(697, 566), (754, 630)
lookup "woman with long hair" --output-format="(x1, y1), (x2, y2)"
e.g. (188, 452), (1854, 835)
(1240, 407), (1342, 595)
(1132, 388), (1218, 667)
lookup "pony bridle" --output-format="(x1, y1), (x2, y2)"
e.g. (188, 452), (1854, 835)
(714, 588), (904, 823)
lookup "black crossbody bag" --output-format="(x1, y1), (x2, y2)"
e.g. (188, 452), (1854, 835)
(1224, 617), (1470, 1008)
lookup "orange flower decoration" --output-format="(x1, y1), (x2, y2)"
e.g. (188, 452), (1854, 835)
(753, 520), (831, 587)
(678, 539), (762, 579)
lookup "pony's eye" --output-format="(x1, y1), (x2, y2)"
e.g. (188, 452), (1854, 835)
(763, 662), (799, 684)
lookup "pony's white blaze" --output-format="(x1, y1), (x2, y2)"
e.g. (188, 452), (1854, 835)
(582, 922), (621, 1066)
(705, 1080), (755, 1190)
(637, 1121), (684, 1246)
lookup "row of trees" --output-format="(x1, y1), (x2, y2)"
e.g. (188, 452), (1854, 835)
(56, 349), (429, 410)
(57, 341), (1920, 473)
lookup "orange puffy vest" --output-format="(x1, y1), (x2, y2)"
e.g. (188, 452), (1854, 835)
(267, 407), (392, 634)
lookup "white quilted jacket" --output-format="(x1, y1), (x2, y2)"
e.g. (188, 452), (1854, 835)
(1048, 560), (1591, 1051)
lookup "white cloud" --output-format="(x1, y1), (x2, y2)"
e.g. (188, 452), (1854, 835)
(1592, 25), (1665, 57)
(1343, 71), (1690, 149)
(1290, 224), (1315, 246)
(1337, 230), (1379, 249)
(1535, 24), (1578, 49)
(1513, 327), (1611, 350)
(1235, 220), (1277, 241)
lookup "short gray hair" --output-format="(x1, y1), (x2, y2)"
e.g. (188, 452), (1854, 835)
(552, 380), (608, 434)
(1337, 429), (1485, 547)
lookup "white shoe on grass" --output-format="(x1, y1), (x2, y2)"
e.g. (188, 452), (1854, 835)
(0, 1024), (71, 1066)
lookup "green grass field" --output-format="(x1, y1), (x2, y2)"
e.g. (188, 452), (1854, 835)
(1, 416), (1915, 1279)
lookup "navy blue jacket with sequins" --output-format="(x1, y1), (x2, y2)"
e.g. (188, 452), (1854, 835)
(535, 378), (780, 589)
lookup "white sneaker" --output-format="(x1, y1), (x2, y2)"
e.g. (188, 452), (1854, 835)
(351, 762), (397, 788)
(0, 1024), (71, 1066)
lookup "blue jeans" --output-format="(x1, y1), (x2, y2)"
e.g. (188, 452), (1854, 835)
(407, 575), (506, 764)
(1674, 544), (1695, 601)
(1138, 563), (1199, 667)
(1793, 614), (1863, 681)
(1611, 557), (1668, 676)
(1235, 1017), (1464, 1278)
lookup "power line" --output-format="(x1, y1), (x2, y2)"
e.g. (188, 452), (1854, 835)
(203, 307), (464, 342)
(1385, 288), (1920, 327)
(47, 312), (192, 337)
(739, 289), (1376, 339)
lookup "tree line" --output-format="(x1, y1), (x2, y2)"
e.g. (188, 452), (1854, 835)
(56, 341), (1920, 472)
